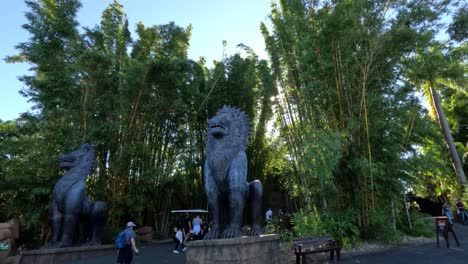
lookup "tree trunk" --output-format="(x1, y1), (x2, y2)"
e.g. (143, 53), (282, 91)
(403, 192), (412, 230)
(429, 84), (467, 186)
(391, 200), (396, 232)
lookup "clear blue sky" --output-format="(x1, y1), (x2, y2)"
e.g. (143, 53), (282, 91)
(0, 0), (272, 121)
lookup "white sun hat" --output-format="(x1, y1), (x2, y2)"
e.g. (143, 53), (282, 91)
(126, 221), (136, 227)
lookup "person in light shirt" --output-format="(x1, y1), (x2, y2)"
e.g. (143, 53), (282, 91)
(192, 215), (203, 239)
(455, 198), (468, 225)
(442, 203), (454, 225)
(265, 208), (273, 224)
(173, 225), (186, 254)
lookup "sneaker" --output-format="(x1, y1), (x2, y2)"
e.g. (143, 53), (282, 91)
(173, 250), (180, 254)
(182, 247), (187, 252)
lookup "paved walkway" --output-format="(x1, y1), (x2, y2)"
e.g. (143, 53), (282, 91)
(340, 223), (468, 264)
(71, 223), (468, 264)
(69, 241), (186, 264)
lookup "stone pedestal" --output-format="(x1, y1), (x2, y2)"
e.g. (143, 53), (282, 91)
(0, 219), (20, 260)
(20, 245), (115, 264)
(186, 234), (279, 264)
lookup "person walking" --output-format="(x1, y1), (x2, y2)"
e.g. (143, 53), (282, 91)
(182, 213), (192, 244)
(442, 202), (454, 225)
(173, 226), (186, 253)
(265, 208), (273, 224)
(455, 198), (468, 225)
(117, 221), (139, 264)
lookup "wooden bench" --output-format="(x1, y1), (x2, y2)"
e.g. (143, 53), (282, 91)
(293, 235), (341, 264)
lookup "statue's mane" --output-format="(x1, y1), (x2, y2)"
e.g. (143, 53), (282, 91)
(77, 143), (95, 175)
(207, 105), (250, 150)
(62, 143), (95, 181)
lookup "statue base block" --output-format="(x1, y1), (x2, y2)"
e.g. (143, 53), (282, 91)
(186, 234), (279, 264)
(20, 245), (115, 264)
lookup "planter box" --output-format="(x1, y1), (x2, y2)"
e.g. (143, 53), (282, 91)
(186, 234), (280, 264)
(20, 245), (115, 264)
(0, 238), (13, 259)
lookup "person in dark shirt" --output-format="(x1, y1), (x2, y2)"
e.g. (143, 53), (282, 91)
(182, 213), (192, 244)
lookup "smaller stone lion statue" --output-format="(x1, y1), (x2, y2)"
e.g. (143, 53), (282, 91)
(42, 144), (107, 248)
(203, 106), (263, 239)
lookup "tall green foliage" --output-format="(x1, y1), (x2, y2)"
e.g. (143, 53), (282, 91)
(2, 0), (465, 248)
(2, 0), (276, 247)
(260, 0), (463, 237)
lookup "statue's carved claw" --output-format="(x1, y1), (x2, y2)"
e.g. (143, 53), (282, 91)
(82, 240), (101, 246)
(204, 228), (221, 240)
(222, 226), (241, 239)
(58, 242), (72, 248)
(248, 225), (263, 236)
(41, 241), (70, 249)
(41, 242), (60, 249)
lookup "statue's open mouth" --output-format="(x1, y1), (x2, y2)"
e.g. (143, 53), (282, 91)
(59, 156), (75, 169)
(211, 124), (228, 137)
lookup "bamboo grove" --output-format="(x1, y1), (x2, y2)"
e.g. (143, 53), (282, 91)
(0, 0), (467, 247)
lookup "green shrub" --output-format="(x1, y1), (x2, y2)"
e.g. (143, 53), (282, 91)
(289, 208), (360, 248)
(409, 221), (435, 238)
(406, 214), (434, 238)
(291, 210), (324, 237)
(265, 214), (294, 242)
(366, 209), (403, 245)
(398, 210), (434, 238)
(322, 209), (360, 248)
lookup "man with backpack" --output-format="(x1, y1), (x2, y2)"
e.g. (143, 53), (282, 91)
(116, 221), (139, 264)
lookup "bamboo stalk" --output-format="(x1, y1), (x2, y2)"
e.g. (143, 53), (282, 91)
(391, 200), (397, 232)
(403, 192), (412, 230)
(429, 82), (467, 186)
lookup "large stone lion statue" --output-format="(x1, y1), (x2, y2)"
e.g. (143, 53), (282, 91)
(203, 106), (263, 239)
(42, 144), (107, 248)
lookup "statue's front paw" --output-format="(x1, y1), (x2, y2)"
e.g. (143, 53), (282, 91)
(204, 228), (221, 240)
(82, 240), (101, 246)
(248, 225), (263, 236)
(41, 242), (60, 249)
(58, 242), (72, 248)
(222, 226), (241, 239)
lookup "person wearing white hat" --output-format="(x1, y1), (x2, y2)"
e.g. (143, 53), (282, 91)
(117, 221), (140, 264)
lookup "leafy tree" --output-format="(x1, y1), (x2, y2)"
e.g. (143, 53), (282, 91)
(448, 4), (468, 42)
(4, 0), (83, 247)
(404, 42), (467, 187)
(3, 0), (278, 246)
(260, 0), (462, 237)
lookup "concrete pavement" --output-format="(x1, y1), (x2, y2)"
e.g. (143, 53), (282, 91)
(69, 241), (185, 264)
(70, 223), (468, 263)
(340, 223), (468, 264)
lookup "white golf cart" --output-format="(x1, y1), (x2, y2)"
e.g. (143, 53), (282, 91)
(171, 209), (209, 241)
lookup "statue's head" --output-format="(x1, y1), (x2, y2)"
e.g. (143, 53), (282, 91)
(59, 143), (95, 171)
(207, 106), (250, 151)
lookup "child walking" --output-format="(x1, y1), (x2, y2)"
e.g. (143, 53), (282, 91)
(173, 226), (187, 253)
